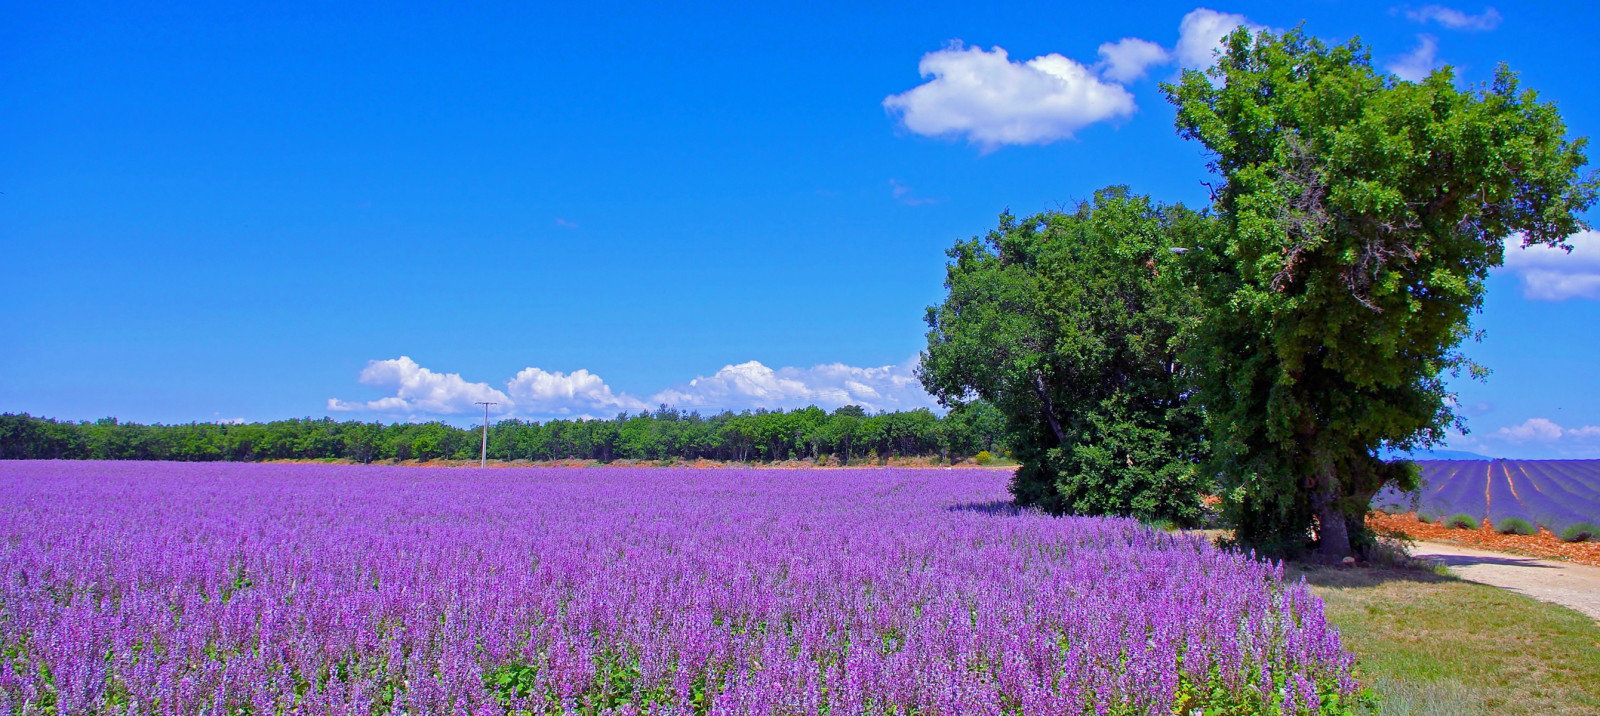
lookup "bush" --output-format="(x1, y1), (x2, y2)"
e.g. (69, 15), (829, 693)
(1557, 522), (1600, 543)
(974, 450), (994, 466)
(1493, 518), (1537, 536)
(1443, 514), (1479, 530)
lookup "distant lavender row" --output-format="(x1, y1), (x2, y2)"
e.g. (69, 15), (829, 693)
(1372, 460), (1600, 541)
(0, 462), (1354, 714)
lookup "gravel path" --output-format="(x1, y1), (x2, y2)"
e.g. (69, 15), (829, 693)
(1412, 541), (1600, 621)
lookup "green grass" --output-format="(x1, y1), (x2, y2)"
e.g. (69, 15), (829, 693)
(1297, 564), (1600, 715)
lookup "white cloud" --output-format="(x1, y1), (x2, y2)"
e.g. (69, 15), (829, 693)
(1174, 8), (1267, 70)
(1405, 5), (1502, 31)
(327, 356), (511, 415)
(1443, 416), (1600, 458)
(1501, 230), (1600, 300)
(1496, 417), (1565, 443)
(883, 42), (1137, 148)
(881, 10), (1278, 148)
(1388, 34), (1440, 82)
(506, 367), (646, 416)
(1096, 38), (1170, 83)
(1493, 418), (1600, 452)
(649, 359), (935, 413)
(330, 357), (937, 418)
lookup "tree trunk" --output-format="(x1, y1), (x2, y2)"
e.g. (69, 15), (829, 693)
(1033, 374), (1067, 444)
(1312, 465), (1352, 559)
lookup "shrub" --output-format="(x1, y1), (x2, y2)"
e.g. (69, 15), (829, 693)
(1492, 517), (1537, 536)
(1557, 522), (1600, 543)
(974, 450), (994, 466)
(1443, 514), (1479, 529)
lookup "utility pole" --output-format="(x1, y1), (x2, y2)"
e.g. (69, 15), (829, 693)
(475, 401), (497, 468)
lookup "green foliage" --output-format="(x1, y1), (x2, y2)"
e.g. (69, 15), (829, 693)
(919, 187), (1211, 525)
(1443, 514), (1479, 529)
(1164, 28), (1597, 557)
(974, 450), (994, 466)
(485, 662), (540, 708)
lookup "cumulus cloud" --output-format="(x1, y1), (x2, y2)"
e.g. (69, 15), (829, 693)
(1495, 418), (1600, 444)
(883, 42), (1138, 148)
(1174, 8), (1267, 70)
(329, 357), (936, 418)
(1501, 230), (1600, 300)
(1496, 417), (1564, 443)
(1405, 5), (1502, 31)
(327, 356), (511, 415)
(506, 367), (646, 415)
(881, 9), (1274, 148)
(1388, 34), (1440, 82)
(1096, 38), (1170, 83)
(649, 359), (935, 413)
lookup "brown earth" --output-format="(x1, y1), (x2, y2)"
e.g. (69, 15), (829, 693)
(1370, 511), (1600, 568)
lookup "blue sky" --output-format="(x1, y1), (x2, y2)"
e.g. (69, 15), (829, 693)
(3, 1), (1597, 457)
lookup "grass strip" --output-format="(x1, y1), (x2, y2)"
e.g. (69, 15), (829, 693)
(1298, 564), (1600, 716)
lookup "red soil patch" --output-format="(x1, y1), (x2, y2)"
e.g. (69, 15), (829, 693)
(1369, 511), (1600, 568)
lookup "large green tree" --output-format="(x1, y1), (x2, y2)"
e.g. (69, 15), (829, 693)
(920, 187), (1211, 525)
(1165, 28), (1597, 557)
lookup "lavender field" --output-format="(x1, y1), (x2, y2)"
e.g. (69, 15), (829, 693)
(1372, 460), (1600, 541)
(0, 462), (1354, 715)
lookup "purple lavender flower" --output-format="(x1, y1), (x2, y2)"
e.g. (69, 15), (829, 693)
(0, 461), (1356, 714)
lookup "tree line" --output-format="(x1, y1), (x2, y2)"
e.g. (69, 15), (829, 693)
(0, 403), (1008, 464)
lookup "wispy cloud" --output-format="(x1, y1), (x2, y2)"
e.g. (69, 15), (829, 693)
(1403, 5), (1502, 31)
(1388, 34), (1440, 82)
(890, 179), (937, 206)
(554, 218), (579, 229)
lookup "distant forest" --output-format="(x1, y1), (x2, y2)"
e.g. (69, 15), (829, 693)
(0, 404), (1008, 464)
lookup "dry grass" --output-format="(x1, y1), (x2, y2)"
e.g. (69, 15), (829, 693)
(1297, 564), (1600, 715)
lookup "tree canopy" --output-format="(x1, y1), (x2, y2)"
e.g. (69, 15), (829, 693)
(1165, 28), (1598, 556)
(919, 187), (1211, 525)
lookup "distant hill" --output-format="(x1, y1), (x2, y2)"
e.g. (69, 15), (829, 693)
(1384, 448), (1497, 461)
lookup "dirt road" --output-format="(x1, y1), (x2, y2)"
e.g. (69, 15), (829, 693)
(1412, 541), (1600, 621)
